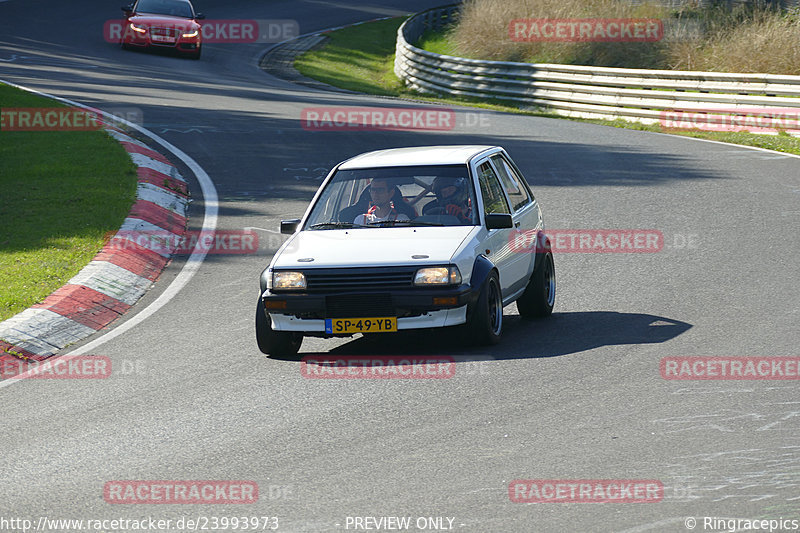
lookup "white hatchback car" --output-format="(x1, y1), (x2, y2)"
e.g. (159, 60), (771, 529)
(256, 145), (555, 356)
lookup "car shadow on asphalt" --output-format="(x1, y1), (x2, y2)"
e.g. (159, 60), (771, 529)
(491, 311), (692, 359)
(269, 311), (692, 361)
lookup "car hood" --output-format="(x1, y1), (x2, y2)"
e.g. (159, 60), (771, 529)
(274, 226), (476, 269)
(129, 14), (198, 28)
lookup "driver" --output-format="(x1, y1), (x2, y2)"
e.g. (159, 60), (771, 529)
(422, 176), (473, 223)
(353, 178), (410, 225)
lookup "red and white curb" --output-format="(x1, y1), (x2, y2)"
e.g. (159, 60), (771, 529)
(0, 125), (189, 367)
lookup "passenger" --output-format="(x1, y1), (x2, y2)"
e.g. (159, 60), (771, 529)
(353, 178), (411, 225)
(422, 176), (473, 223)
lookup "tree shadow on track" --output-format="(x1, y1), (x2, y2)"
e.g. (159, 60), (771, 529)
(269, 311), (691, 362)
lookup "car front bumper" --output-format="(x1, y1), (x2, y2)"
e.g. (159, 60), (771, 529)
(270, 306), (468, 333)
(262, 284), (475, 335)
(124, 33), (200, 51)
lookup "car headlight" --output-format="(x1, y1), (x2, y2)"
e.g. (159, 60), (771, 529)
(182, 30), (198, 38)
(272, 271), (306, 290)
(130, 23), (146, 34)
(414, 266), (462, 286)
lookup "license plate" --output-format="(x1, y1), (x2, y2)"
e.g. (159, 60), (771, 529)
(151, 34), (174, 42)
(325, 317), (397, 334)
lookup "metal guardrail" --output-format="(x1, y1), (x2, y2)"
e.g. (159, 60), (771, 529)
(394, 5), (800, 132)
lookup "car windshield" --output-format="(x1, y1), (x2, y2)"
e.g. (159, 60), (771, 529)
(304, 165), (478, 229)
(135, 0), (194, 18)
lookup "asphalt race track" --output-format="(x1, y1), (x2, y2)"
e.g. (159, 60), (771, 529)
(1, 1), (799, 531)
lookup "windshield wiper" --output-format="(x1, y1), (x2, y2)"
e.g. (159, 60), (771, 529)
(309, 222), (366, 229)
(367, 220), (444, 227)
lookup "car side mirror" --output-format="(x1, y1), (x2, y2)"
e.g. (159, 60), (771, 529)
(121, 4), (133, 12)
(280, 219), (301, 234)
(195, 13), (206, 20)
(485, 213), (513, 230)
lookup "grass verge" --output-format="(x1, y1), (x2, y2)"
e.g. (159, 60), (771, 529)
(293, 17), (800, 157)
(450, 0), (800, 74)
(0, 83), (138, 323)
(294, 18), (408, 95)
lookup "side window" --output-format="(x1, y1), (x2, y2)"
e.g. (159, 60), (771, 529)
(477, 161), (511, 215)
(505, 158), (535, 202)
(491, 155), (531, 211)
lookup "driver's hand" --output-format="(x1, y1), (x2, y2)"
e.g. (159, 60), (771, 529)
(445, 204), (463, 218)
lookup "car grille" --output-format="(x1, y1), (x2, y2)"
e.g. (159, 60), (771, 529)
(303, 267), (416, 292)
(325, 293), (394, 318)
(152, 27), (180, 37)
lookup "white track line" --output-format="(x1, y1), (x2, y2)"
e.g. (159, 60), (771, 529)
(647, 129), (800, 160)
(0, 78), (218, 387)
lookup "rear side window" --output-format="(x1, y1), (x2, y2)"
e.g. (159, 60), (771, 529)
(477, 161), (511, 215)
(491, 155), (531, 211)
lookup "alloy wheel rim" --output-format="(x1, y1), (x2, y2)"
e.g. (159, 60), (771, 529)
(544, 253), (556, 307)
(489, 279), (502, 335)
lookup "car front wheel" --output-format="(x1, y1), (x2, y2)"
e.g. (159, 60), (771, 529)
(255, 300), (303, 357)
(517, 249), (555, 318)
(467, 271), (503, 345)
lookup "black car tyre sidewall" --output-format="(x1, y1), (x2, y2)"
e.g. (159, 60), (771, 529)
(516, 250), (555, 319)
(255, 300), (303, 357)
(467, 271), (503, 345)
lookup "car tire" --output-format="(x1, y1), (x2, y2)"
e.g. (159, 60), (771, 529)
(516, 249), (555, 319)
(467, 271), (503, 345)
(255, 300), (302, 357)
(191, 46), (201, 60)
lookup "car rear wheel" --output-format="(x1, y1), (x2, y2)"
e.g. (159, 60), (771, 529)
(467, 271), (503, 345)
(517, 249), (555, 318)
(255, 300), (302, 357)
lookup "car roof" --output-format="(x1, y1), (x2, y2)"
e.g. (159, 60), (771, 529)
(338, 145), (498, 170)
(136, 0), (194, 9)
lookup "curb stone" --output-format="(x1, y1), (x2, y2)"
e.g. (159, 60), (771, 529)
(259, 34), (336, 90)
(0, 123), (190, 370)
